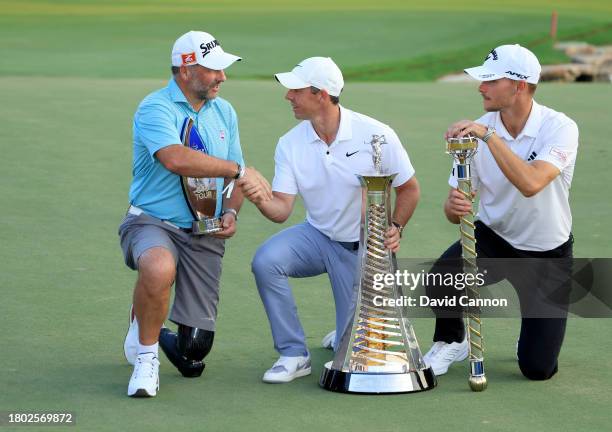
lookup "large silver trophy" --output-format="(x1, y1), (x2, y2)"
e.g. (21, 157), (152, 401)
(180, 118), (222, 235)
(319, 135), (436, 394)
(446, 136), (487, 392)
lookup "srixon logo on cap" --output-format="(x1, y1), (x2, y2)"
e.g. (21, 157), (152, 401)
(200, 40), (220, 58)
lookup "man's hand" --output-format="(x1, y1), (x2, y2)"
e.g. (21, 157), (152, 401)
(446, 188), (474, 218)
(211, 211), (237, 239)
(384, 225), (401, 253)
(445, 120), (487, 141)
(236, 167), (273, 204)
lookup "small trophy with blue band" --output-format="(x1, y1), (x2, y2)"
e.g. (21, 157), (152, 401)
(180, 117), (222, 235)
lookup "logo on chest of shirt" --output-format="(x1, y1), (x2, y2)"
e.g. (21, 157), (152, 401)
(527, 151), (538, 162)
(346, 150), (359, 157)
(219, 130), (225, 141)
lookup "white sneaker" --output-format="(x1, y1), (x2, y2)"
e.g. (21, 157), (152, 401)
(124, 305), (138, 366)
(321, 330), (336, 350)
(262, 356), (311, 383)
(127, 353), (160, 397)
(423, 338), (468, 376)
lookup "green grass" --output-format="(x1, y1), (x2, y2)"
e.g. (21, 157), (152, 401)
(1, 0), (611, 81)
(343, 22), (612, 81)
(1, 76), (611, 431)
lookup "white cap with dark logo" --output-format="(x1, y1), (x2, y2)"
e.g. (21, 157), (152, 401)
(464, 44), (541, 84)
(275, 57), (344, 97)
(171, 31), (241, 70)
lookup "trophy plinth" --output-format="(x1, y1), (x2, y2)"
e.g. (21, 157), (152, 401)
(192, 217), (222, 235)
(320, 361), (436, 394)
(319, 171), (436, 394)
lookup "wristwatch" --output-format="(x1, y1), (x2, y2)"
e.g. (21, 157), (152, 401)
(233, 162), (245, 180)
(222, 208), (238, 221)
(482, 126), (496, 144)
(391, 221), (404, 238)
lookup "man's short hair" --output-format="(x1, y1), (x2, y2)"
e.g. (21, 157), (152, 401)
(527, 83), (537, 95)
(310, 86), (340, 105)
(171, 66), (180, 75)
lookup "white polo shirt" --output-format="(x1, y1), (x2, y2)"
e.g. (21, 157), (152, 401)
(449, 100), (579, 251)
(273, 105), (415, 242)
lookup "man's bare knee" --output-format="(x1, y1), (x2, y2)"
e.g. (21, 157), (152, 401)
(137, 247), (176, 290)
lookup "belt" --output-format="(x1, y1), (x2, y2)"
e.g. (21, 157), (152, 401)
(127, 205), (192, 233)
(338, 241), (359, 251)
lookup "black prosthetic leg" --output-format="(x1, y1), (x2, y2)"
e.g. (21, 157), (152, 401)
(159, 325), (214, 378)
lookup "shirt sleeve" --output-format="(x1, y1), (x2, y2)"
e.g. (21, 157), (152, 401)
(383, 129), (415, 187)
(226, 105), (245, 167)
(271, 140), (298, 195)
(133, 102), (181, 160)
(534, 121), (579, 171)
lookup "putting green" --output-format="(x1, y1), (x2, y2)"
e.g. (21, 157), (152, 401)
(1, 76), (610, 431)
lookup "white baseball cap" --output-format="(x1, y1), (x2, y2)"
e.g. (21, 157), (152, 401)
(171, 31), (241, 70)
(464, 44), (541, 84)
(275, 57), (344, 97)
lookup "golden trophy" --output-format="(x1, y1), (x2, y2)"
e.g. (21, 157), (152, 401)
(446, 135), (487, 392)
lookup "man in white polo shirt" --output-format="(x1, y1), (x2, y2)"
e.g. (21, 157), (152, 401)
(243, 57), (420, 383)
(423, 44), (579, 380)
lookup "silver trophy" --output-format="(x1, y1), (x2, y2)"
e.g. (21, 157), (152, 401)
(446, 135), (487, 391)
(319, 135), (436, 394)
(180, 118), (222, 235)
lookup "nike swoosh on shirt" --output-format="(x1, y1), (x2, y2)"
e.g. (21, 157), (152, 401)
(346, 151), (359, 157)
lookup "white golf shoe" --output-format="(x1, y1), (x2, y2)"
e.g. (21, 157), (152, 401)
(262, 356), (311, 383)
(423, 337), (469, 376)
(321, 330), (336, 350)
(127, 353), (160, 397)
(124, 305), (139, 366)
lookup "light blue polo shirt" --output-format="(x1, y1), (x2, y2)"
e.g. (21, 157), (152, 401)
(128, 78), (245, 228)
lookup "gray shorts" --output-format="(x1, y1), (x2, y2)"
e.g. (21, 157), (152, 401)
(118, 212), (225, 331)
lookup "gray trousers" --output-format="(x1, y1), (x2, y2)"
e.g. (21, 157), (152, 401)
(119, 212), (225, 331)
(251, 222), (359, 357)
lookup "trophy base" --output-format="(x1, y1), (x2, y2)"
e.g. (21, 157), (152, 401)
(319, 361), (437, 394)
(192, 218), (223, 236)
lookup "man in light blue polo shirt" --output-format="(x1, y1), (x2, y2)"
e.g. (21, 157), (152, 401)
(119, 30), (271, 398)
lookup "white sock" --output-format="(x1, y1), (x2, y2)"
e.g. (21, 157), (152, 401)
(137, 342), (159, 357)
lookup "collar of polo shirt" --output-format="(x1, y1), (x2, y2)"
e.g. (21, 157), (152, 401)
(494, 101), (543, 140)
(306, 105), (353, 145)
